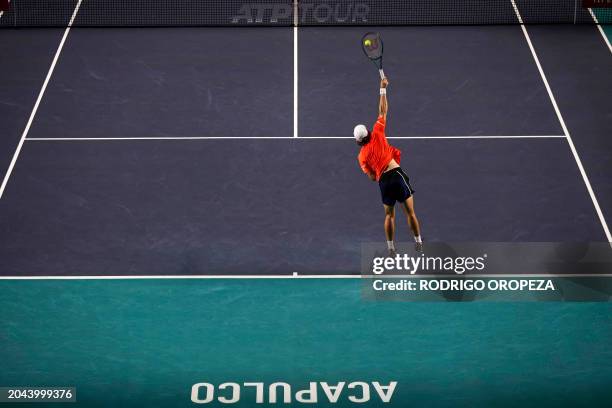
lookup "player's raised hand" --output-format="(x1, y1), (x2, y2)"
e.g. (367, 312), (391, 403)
(380, 77), (389, 88)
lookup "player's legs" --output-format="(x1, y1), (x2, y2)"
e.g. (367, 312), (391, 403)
(384, 204), (395, 241)
(383, 204), (396, 255)
(400, 196), (421, 239)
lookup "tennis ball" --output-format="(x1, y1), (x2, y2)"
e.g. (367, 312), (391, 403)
(364, 39), (371, 47)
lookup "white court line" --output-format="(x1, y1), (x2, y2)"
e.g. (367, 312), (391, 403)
(0, 0), (83, 200)
(293, 0), (299, 138)
(512, 0), (612, 244)
(1, 274), (611, 280)
(589, 8), (612, 54)
(25, 135), (566, 141)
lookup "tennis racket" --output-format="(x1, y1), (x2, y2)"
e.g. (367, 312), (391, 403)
(361, 32), (385, 80)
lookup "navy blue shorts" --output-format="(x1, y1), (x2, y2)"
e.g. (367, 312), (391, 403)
(378, 167), (415, 206)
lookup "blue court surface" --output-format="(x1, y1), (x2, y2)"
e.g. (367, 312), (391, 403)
(1, 0), (611, 406)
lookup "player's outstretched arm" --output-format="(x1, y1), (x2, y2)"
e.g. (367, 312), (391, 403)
(379, 77), (388, 119)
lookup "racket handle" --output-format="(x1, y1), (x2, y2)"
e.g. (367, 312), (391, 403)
(379, 69), (386, 80)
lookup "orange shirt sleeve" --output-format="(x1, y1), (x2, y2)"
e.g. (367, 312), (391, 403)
(373, 116), (386, 136)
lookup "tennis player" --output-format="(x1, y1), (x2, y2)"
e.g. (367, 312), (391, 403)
(355, 77), (422, 254)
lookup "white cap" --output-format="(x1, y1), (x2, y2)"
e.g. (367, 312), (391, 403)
(353, 124), (369, 143)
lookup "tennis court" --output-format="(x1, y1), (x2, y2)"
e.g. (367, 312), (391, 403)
(1, 1), (611, 406)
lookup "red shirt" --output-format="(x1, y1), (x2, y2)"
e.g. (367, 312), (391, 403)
(358, 116), (401, 181)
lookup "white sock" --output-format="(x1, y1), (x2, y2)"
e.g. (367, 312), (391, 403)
(387, 241), (395, 250)
(414, 236), (422, 243)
